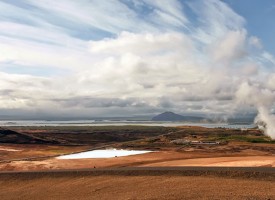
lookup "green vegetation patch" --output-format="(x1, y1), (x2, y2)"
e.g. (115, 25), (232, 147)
(208, 134), (275, 144)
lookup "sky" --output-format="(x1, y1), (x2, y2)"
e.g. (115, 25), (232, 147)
(0, 0), (275, 120)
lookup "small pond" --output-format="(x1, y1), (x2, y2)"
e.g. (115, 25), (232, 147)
(57, 149), (152, 159)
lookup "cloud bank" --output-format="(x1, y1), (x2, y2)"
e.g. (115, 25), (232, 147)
(0, 0), (275, 136)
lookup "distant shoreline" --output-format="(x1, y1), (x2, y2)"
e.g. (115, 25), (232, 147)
(0, 120), (256, 129)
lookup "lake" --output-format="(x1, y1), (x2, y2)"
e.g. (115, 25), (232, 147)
(0, 120), (255, 129)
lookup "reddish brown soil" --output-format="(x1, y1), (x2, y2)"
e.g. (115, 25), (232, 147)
(0, 144), (90, 161)
(0, 126), (274, 199)
(0, 174), (274, 200)
(1, 150), (274, 171)
(141, 155), (275, 167)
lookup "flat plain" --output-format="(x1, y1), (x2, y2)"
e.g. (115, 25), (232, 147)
(0, 125), (274, 199)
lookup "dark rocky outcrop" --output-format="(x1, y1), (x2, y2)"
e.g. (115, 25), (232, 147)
(0, 127), (59, 144)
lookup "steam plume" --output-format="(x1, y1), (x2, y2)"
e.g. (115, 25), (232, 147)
(236, 82), (275, 139)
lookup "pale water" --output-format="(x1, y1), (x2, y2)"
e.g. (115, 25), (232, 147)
(0, 120), (255, 129)
(57, 149), (152, 159)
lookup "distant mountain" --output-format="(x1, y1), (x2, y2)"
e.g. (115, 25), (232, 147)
(152, 112), (205, 122)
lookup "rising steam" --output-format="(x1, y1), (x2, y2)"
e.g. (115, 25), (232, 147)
(236, 82), (275, 139)
(255, 106), (275, 139)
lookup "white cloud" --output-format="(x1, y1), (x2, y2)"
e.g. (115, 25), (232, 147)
(24, 0), (175, 34)
(89, 31), (193, 55)
(262, 52), (275, 65)
(241, 62), (259, 76)
(143, 0), (187, 23)
(142, 0), (188, 29)
(249, 36), (262, 49)
(267, 73), (275, 90)
(188, 0), (245, 44)
(0, 0), (274, 120)
(209, 30), (247, 64)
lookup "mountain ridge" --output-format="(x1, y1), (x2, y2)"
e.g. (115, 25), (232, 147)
(152, 111), (205, 122)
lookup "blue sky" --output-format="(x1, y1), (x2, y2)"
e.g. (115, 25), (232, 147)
(0, 0), (274, 120)
(224, 0), (275, 54)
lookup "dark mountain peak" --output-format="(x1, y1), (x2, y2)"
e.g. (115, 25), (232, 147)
(152, 111), (184, 121)
(161, 111), (175, 115)
(152, 111), (204, 122)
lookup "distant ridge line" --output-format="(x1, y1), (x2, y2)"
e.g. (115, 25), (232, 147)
(152, 111), (205, 122)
